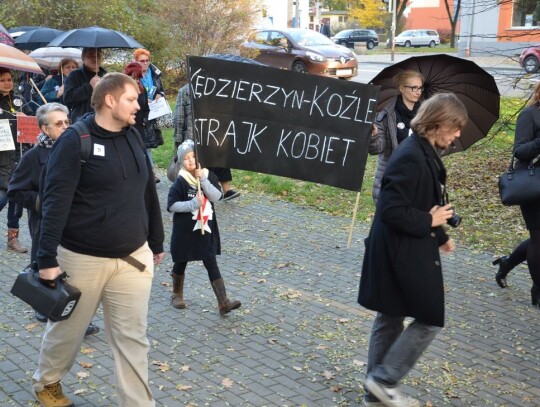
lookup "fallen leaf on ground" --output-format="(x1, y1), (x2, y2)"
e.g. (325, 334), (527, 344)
(76, 371), (89, 379)
(222, 378), (234, 388)
(80, 347), (96, 355)
(322, 370), (334, 380)
(176, 384), (193, 391)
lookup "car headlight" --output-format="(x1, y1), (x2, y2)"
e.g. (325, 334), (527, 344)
(306, 51), (326, 62)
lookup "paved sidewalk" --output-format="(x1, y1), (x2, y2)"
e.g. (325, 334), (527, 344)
(0, 172), (539, 406)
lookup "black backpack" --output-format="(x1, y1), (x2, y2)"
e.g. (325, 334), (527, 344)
(71, 120), (146, 165)
(38, 121), (147, 210)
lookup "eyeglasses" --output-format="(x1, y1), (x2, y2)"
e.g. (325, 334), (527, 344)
(403, 85), (424, 92)
(47, 120), (71, 128)
(137, 59), (150, 63)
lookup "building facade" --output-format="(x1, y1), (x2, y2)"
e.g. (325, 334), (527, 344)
(457, 0), (540, 56)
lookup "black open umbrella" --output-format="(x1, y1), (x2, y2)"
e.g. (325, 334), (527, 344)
(47, 26), (143, 49)
(14, 27), (64, 50)
(370, 54), (500, 154)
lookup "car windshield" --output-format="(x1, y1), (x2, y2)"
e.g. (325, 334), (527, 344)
(334, 31), (351, 38)
(399, 31), (413, 37)
(289, 30), (335, 46)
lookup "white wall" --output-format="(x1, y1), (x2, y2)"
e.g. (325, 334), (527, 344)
(257, 0), (311, 29)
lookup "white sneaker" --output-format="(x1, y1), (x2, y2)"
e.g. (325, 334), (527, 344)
(364, 377), (420, 407)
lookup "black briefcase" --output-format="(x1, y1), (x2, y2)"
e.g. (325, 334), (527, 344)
(10, 263), (81, 322)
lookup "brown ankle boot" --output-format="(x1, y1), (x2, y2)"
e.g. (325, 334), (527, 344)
(211, 278), (241, 315)
(7, 228), (28, 253)
(171, 273), (186, 309)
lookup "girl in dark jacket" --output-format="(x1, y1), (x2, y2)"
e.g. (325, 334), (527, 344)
(359, 93), (468, 407)
(167, 140), (241, 315)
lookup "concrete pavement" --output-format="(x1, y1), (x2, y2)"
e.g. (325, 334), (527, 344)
(0, 170), (539, 406)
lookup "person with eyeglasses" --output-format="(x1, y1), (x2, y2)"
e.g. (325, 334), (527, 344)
(63, 48), (106, 123)
(7, 102), (101, 336)
(369, 70), (424, 204)
(134, 48), (166, 183)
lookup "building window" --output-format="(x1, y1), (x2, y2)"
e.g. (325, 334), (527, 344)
(512, 0), (538, 27)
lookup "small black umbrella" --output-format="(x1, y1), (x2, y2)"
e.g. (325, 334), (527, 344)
(14, 27), (64, 51)
(47, 26), (143, 49)
(370, 54), (500, 154)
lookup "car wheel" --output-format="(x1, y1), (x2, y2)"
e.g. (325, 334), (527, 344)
(429, 40), (436, 48)
(404, 41), (411, 48)
(367, 41), (374, 50)
(292, 61), (308, 74)
(524, 56), (539, 73)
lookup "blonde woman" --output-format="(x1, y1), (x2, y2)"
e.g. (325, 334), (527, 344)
(369, 70), (424, 204)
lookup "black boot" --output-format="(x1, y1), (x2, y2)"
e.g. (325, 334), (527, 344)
(493, 256), (513, 288)
(211, 278), (241, 315)
(531, 284), (540, 309)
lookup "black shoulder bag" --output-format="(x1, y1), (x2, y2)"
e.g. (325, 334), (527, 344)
(498, 153), (540, 206)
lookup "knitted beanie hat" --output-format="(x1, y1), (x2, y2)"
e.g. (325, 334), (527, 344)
(177, 139), (195, 166)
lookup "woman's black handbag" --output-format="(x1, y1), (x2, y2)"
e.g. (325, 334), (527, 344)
(498, 153), (540, 206)
(11, 263), (81, 322)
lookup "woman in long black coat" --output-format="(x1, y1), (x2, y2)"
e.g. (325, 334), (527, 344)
(359, 93), (468, 407)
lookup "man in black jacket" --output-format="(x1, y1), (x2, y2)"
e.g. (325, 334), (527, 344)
(63, 47), (106, 122)
(32, 73), (164, 407)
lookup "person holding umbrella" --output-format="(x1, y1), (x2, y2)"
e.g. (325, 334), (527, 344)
(369, 70), (424, 204)
(63, 48), (106, 122)
(40, 58), (79, 103)
(359, 93), (467, 407)
(0, 67), (32, 253)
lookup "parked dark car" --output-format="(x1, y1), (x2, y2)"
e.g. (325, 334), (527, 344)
(240, 28), (358, 79)
(519, 45), (540, 73)
(332, 29), (379, 50)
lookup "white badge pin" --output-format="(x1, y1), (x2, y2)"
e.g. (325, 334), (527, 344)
(13, 98), (22, 107)
(397, 122), (405, 130)
(93, 144), (105, 157)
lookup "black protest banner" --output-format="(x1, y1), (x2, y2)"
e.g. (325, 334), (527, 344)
(188, 56), (380, 192)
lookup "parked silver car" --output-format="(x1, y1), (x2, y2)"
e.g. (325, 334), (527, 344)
(389, 29), (440, 48)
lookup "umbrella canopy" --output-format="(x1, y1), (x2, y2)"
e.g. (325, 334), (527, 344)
(8, 25), (43, 39)
(14, 28), (64, 51)
(29, 47), (82, 69)
(0, 43), (44, 75)
(370, 54), (500, 154)
(0, 24), (14, 46)
(47, 26), (143, 49)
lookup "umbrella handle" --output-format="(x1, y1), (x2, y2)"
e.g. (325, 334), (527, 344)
(29, 77), (47, 105)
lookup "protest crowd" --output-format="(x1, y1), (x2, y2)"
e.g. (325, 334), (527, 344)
(0, 23), (539, 407)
